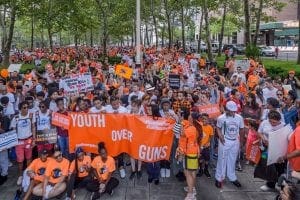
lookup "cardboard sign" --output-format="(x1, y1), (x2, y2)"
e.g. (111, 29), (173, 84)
(0, 130), (18, 151)
(59, 73), (94, 96)
(36, 129), (57, 144)
(52, 112), (70, 130)
(268, 125), (293, 165)
(234, 59), (250, 71)
(115, 64), (133, 79)
(197, 104), (221, 118)
(169, 74), (180, 89)
(69, 113), (174, 163)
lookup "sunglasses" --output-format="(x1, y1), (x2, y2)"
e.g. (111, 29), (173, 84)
(22, 106), (28, 109)
(277, 93), (283, 96)
(39, 105), (45, 108)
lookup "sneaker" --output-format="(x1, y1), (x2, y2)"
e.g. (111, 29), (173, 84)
(236, 163), (243, 171)
(231, 180), (242, 188)
(137, 171), (142, 179)
(197, 169), (203, 177)
(260, 185), (273, 192)
(119, 168), (126, 179)
(90, 192), (100, 200)
(0, 175), (7, 185)
(165, 169), (171, 178)
(160, 168), (166, 178)
(108, 190), (114, 196)
(184, 187), (196, 195)
(154, 179), (159, 185)
(215, 180), (222, 188)
(129, 171), (136, 180)
(184, 192), (196, 200)
(17, 176), (23, 185)
(148, 178), (153, 183)
(8, 161), (12, 167)
(204, 169), (211, 178)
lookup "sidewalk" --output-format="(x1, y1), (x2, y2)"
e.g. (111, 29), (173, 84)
(0, 163), (277, 200)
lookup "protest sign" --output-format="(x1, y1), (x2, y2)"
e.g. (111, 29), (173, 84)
(59, 73), (94, 96)
(234, 59), (250, 71)
(8, 64), (22, 73)
(169, 74), (180, 89)
(52, 112), (70, 130)
(36, 129), (57, 144)
(197, 104), (221, 118)
(68, 113), (174, 162)
(0, 130), (18, 151)
(115, 64), (133, 79)
(282, 85), (292, 92)
(267, 125), (293, 165)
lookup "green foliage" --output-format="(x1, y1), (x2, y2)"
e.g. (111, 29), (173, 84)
(245, 44), (260, 59)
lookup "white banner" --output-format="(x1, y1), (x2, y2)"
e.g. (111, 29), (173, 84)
(267, 125), (293, 165)
(8, 64), (22, 72)
(0, 130), (18, 151)
(59, 72), (94, 96)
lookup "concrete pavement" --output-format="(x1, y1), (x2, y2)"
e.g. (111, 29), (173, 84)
(0, 162), (278, 200)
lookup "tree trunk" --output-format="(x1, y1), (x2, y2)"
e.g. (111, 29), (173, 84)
(90, 27), (93, 46)
(30, 8), (34, 51)
(59, 32), (62, 46)
(102, 13), (108, 56)
(48, 28), (53, 50)
(0, 5), (7, 54)
(164, 0), (172, 49)
(244, 0), (251, 45)
(161, 23), (165, 47)
(204, 0), (213, 61)
(145, 24), (150, 46)
(218, 3), (227, 56)
(181, 5), (185, 52)
(253, 0), (263, 46)
(151, 0), (158, 47)
(3, 3), (16, 67)
(197, 10), (204, 53)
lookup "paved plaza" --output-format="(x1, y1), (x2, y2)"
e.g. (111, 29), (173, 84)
(0, 162), (278, 200)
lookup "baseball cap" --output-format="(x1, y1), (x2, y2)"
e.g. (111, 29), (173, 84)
(226, 101), (238, 112)
(40, 149), (48, 155)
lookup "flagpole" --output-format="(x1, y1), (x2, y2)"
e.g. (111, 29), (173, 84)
(135, 0), (142, 68)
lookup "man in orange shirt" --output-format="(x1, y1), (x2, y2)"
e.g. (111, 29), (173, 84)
(32, 150), (70, 199)
(66, 147), (92, 200)
(197, 113), (214, 178)
(87, 142), (119, 200)
(23, 150), (51, 200)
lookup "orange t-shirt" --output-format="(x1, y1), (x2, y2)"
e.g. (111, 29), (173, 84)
(201, 124), (214, 147)
(69, 155), (92, 178)
(91, 156), (116, 181)
(288, 127), (300, 171)
(45, 158), (70, 184)
(247, 75), (259, 89)
(179, 121), (199, 155)
(27, 157), (53, 182)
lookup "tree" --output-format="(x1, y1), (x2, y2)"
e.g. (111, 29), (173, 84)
(244, 0), (251, 45)
(203, 0), (213, 61)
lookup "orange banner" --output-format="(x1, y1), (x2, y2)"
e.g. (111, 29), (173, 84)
(115, 64), (133, 79)
(197, 104), (221, 118)
(52, 112), (70, 130)
(68, 113), (174, 162)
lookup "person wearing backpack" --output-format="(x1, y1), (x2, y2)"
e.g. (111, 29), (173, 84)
(10, 101), (36, 186)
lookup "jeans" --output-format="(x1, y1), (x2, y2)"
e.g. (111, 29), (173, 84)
(86, 177), (119, 194)
(147, 162), (160, 180)
(0, 150), (8, 176)
(57, 136), (69, 158)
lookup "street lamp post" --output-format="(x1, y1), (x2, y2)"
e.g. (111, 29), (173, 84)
(136, 0), (142, 68)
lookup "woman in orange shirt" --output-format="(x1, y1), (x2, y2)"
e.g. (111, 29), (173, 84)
(66, 147), (92, 200)
(87, 142), (119, 199)
(177, 109), (201, 200)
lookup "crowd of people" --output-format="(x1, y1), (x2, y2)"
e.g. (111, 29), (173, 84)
(0, 46), (299, 200)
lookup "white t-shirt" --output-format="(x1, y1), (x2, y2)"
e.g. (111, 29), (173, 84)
(262, 87), (278, 102)
(36, 110), (51, 131)
(128, 91), (145, 105)
(49, 100), (58, 112)
(217, 113), (244, 140)
(0, 93), (16, 104)
(258, 119), (285, 141)
(10, 113), (36, 139)
(105, 105), (128, 114)
(89, 106), (106, 113)
(3, 102), (15, 117)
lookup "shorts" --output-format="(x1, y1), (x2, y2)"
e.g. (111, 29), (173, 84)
(200, 147), (210, 162)
(37, 143), (53, 152)
(183, 154), (199, 171)
(15, 138), (33, 163)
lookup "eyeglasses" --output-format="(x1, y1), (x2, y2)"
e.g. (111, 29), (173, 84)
(22, 106), (28, 109)
(39, 105), (45, 109)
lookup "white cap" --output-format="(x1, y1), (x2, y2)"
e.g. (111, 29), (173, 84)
(226, 101), (238, 112)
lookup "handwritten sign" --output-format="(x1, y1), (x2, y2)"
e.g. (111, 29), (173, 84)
(59, 73), (94, 96)
(234, 59), (250, 71)
(198, 104), (221, 118)
(52, 112), (70, 130)
(169, 74), (180, 89)
(115, 64), (133, 79)
(0, 130), (18, 151)
(36, 129), (57, 144)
